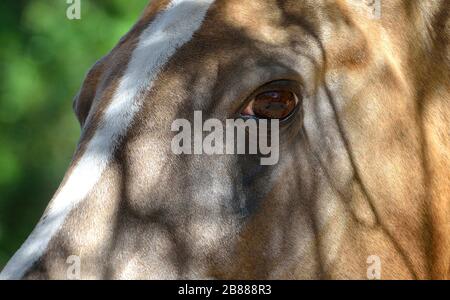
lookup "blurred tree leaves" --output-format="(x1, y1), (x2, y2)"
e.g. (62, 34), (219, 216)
(0, 0), (147, 268)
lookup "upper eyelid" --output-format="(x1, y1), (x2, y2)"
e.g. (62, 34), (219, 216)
(253, 80), (302, 94)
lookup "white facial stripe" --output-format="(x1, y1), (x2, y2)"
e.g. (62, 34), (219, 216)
(0, 0), (215, 280)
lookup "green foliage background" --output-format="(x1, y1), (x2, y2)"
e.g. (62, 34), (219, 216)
(0, 0), (147, 269)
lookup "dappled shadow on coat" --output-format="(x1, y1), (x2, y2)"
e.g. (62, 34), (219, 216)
(55, 0), (445, 279)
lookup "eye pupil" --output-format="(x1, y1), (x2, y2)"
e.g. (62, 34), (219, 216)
(252, 90), (297, 119)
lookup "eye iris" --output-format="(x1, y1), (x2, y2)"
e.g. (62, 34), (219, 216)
(253, 91), (296, 119)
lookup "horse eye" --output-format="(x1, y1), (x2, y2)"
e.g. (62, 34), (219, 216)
(242, 90), (299, 119)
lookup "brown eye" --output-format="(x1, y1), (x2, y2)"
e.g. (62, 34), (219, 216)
(242, 90), (299, 119)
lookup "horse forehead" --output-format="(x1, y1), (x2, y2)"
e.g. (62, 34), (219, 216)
(78, 0), (376, 141)
(77, 0), (232, 131)
(93, 0), (356, 87)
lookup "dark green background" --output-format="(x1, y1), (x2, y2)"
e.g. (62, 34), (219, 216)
(0, 0), (147, 269)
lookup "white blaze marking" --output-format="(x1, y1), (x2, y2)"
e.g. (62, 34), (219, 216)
(0, 0), (215, 280)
